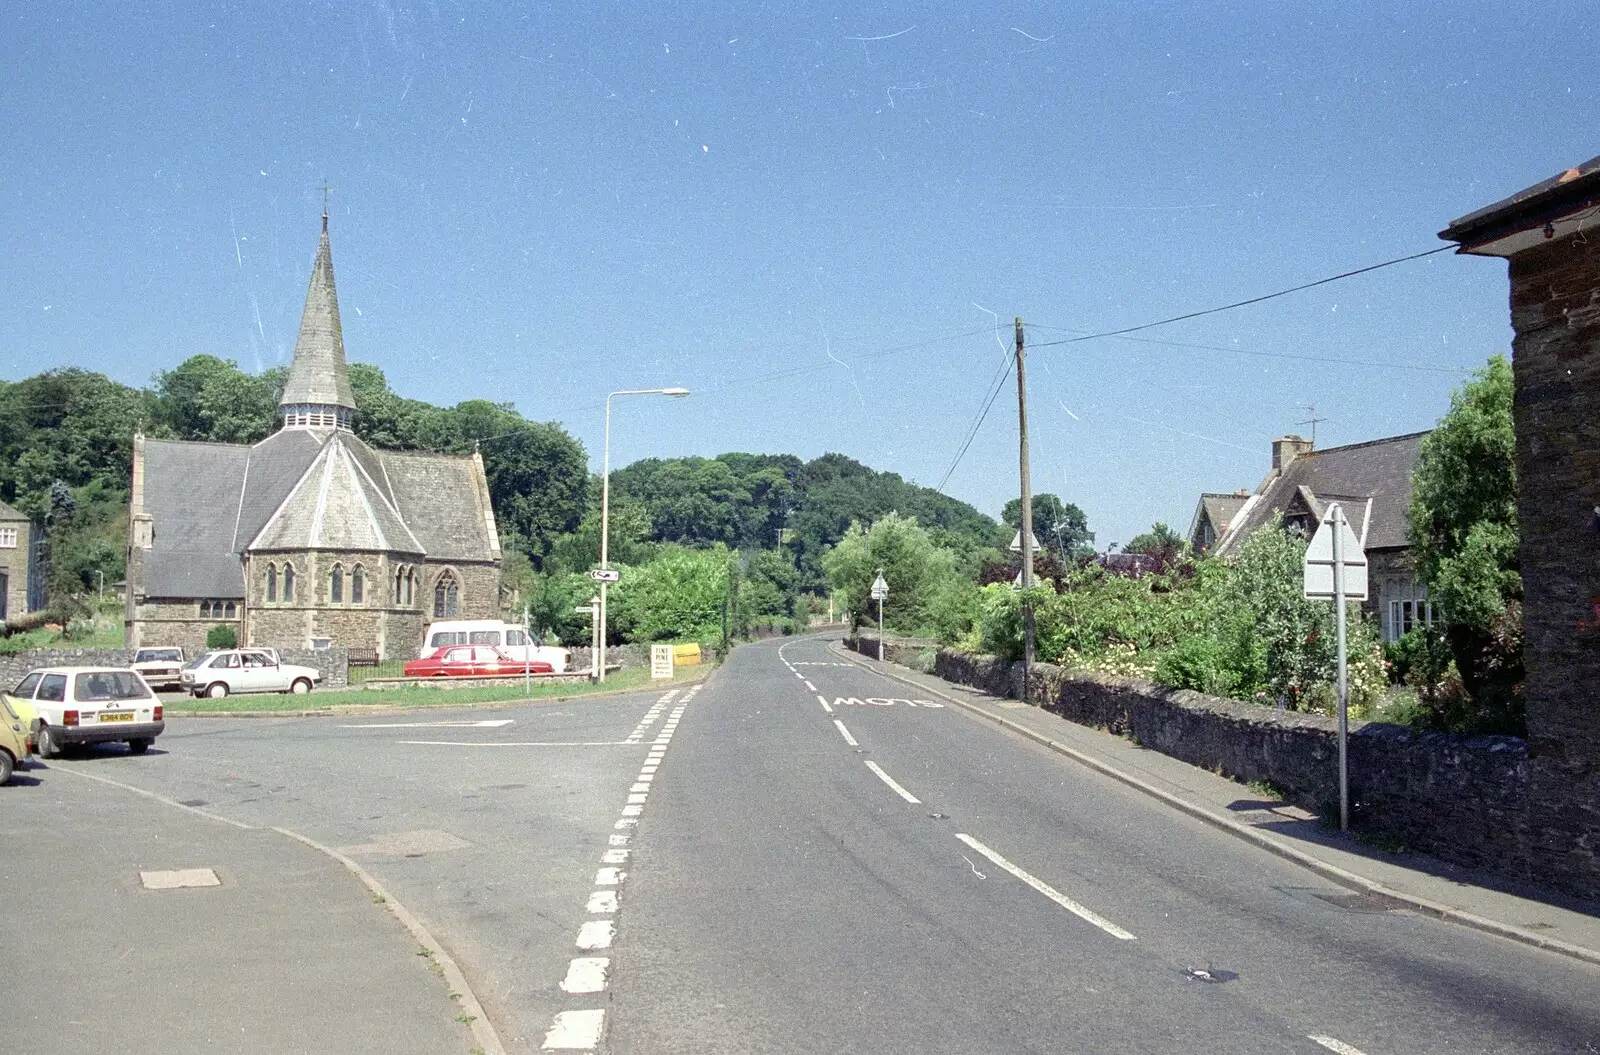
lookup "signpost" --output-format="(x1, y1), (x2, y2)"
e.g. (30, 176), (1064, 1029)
(870, 570), (889, 661)
(576, 598), (600, 680)
(588, 568), (621, 583)
(1303, 503), (1368, 831)
(650, 643), (674, 680)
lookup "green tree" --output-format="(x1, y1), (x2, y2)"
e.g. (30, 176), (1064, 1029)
(1003, 493), (1095, 561)
(611, 545), (732, 643)
(821, 512), (957, 633)
(1406, 354), (1523, 732)
(1124, 522), (1187, 558)
(152, 355), (281, 443)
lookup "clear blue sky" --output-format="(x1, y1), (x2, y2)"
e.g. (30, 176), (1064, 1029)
(3, 2), (1595, 546)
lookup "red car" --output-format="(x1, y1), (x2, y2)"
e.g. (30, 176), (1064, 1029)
(403, 645), (555, 678)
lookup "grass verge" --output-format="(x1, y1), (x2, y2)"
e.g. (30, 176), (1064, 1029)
(165, 664), (707, 714)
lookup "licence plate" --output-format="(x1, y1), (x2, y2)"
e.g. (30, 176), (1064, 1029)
(98, 711), (134, 723)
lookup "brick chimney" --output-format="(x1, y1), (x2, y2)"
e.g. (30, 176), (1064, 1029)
(1272, 435), (1313, 474)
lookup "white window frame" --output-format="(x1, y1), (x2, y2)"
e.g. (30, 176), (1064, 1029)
(0, 527), (16, 549)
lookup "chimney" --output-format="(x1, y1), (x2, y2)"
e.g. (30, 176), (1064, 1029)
(1272, 435), (1313, 474)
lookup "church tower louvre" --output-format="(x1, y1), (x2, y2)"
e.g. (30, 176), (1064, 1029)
(279, 209), (358, 430)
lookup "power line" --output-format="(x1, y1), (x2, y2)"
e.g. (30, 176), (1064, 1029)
(1029, 328), (1468, 375)
(936, 352), (1015, 493)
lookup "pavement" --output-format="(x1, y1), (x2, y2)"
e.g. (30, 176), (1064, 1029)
(832, 638), (1600, 967)
(1, 761), (471, 1055)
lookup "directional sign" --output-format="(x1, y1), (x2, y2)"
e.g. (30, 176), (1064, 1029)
(588, 568), (621, 583)
(1008, 528), (1043, 554)
(1304, 508), (1368, 600)
(869, 573), (889, 601)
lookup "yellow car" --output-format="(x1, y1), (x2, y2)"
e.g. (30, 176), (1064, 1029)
(0, 691), (34, 784)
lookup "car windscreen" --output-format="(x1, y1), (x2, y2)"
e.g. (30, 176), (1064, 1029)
(12, 672), (42, 698)
(184, 654), (214, 670)
(74, 672), (155, 702)
(136, 649), (183, 663)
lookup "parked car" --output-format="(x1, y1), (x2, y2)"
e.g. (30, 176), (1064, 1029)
(130, 646), (186, 690)
(180, 649), (322, 699)
(9, 667), (165, 758)
(0, 690), (33, 783)
(403, 645), (555, 679)
(421, 619), (570, 673)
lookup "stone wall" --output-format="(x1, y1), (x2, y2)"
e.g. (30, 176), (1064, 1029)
(565, 643), (651, 671)
(0, 645), (349, 691)
(128, 600), (243, 653)
(0, 518), (35, 619)
(1507, 232), (1600, 900)
(847, 633), (1554, 895)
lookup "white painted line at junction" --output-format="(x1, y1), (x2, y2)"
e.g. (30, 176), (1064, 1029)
(631, 781), (651, 792)
(804, 680), (817, 692)
(576, 920), (615, 950)
(621, 803), (644, 817)
(1309, 1038), (1369, 1055)
(818, 694), (833, 713)
(608, 834), (630, 846)
(542, 1008), (605, 1050)
(627, 793), (648, 805)
(343, 719), (515, 729)
(586, 890), (618, 913)
(613, 818), (637, 830)
(560, 957), (610, 994)
(954, 833), (1136, 941)
(601, 848), (630, 865)
(398, 740), (636, 747)
(833, 719), (859, 747)
(865, 760), (921, 803)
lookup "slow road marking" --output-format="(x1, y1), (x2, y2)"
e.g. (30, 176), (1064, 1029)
(864, 760), (921, 804)
(955, 833), (1136, 941)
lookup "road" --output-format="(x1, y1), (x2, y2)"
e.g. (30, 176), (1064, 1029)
(19, 636), (1600, 1054)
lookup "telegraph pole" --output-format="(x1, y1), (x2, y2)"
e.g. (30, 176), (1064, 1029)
(1016, 317), (1035, 703)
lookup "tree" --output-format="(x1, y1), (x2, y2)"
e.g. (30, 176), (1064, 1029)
(821, 512), (956, 633)
(1406, 354), (1523, 733)
(610, 545), (732, 643)
(152, 355), (281, 444)
(1002, 493), (1095, 561)
(1124, 522), (1188, 559)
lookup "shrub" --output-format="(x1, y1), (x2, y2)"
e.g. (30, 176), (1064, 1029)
(206, 624), (238, 649)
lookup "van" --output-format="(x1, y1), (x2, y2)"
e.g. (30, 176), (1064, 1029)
(420, 620), (569, 673)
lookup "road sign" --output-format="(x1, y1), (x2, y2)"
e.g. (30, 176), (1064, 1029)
(588, 568), (621, 583)
(1008, 528), (1042, 554)
(1303, 511), (1368, 600)
(869, 573), (889, 601)
(650, 643), (674, 680)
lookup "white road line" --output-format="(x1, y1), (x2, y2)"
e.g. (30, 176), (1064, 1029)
(560, 957), (610, 994)
(542, 1008), (605, 1050)
(621, 803), (644, 817)
(1309, 1038), (1370, 1055)
(601, 848), (630, 864)
(586, 890), (618, 913)
(833, 719), (859, 747)
(954, 833), (1136, 941)
(341, 719), (515, 729)
(608, 834), (630, 846)
(864, 760), (921, 804)
(818, 694), (833, 713)
(576, 920), (615, 950)
(613, 818), (637, 830)
(804, 680), (817, 692)
(627, 793), (648, 804)
(398, 740), (637, 747)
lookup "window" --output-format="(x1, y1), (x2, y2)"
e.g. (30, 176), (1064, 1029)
(430, 631), (468, 648)
(213, 653), (241, 669)
(283, 564), (296, 601)
(434, 572), (459, 618)
(135, 649), (183, 663)
(74, 672), (152, 701)
(224, 601), (237, 619)
(469, 630), (501, 645)
(37, 674), (67, 702)
(0, 527), (16, 548)
(506, 629), (527, 646)
(1383, 577), (1437, 642)
(394, 567), (403, 605)
(405, 569), (415, 606)
(352, 565), (364, 604)
(331, 564), (344, 603)
(13, 672), (41, 698)
(267, 563), (277, 602)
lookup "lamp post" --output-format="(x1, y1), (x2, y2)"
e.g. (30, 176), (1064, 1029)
(599, 387), (690, 681)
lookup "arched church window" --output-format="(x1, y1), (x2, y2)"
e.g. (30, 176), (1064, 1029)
(406, 569), (415, 606)
(283, 564), (296, 602)
(224, 601), (237, 619)
(393, 567), (403, 605)
(267, 563), (278, 603)
(434, 572), (459, 619)
(352, 565), (365, 605)
(331, 564), (344, 604)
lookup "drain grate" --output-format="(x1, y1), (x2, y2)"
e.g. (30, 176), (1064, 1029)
(1184, 966), (1238, 984)
(1287, 886), (1408, 914)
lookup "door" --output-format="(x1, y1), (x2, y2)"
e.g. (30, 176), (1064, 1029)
(240, 651), (286, 692)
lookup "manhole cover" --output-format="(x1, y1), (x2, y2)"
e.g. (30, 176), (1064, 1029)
(141, 868), (221, 890)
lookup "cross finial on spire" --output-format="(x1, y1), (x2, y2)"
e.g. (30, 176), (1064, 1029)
(322, 181), (330, 231)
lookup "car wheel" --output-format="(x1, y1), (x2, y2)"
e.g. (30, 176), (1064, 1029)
(35, 723), (59, 760)
(291, 678), (311, 695)
(207, 682), (229, 699)
(128, 738), (152, 755)
(0, 749), (13, 784)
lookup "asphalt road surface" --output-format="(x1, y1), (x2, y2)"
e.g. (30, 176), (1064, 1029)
(36, 637), (1600, 1054)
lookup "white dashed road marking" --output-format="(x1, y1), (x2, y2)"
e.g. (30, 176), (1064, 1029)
(1308, 1038), (1370, 1055)
(833, 719), (859, 747)
(542, 1009), (606, 1051)
(343, 719), (516, 729)
(804, 680), (817, 692)
(576, 920), (615, 950)
(818, 694), (833, 714)
(864, 760), (921, 804)
(954, 833), (1136, 941)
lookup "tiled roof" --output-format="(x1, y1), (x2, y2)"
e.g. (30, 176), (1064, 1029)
(379, 450), (499, 562)
(1214, 432), (1427, 555)
(279, 221), (357, 410)
(0, 499), (29, 522)
(250, 432), (423, 554)
(142, 439), (251, 598)
(1441, 155), (1600, 244)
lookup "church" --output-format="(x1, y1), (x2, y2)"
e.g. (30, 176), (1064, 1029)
(125, 213), (503, 657)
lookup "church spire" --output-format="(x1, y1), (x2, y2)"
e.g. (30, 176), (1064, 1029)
(280, 211), (357, 431)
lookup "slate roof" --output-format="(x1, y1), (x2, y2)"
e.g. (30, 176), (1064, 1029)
(1213, 432), (1427, 556)
(279, 219), (357, 410)
(1189, 493), (1249, 543)
(380, 450), (499, 562)
(1441, 155), (1600, 247)
(251, 432), (423, 554)
(0, 499), (29, 522)
(142, 439), (252, 598)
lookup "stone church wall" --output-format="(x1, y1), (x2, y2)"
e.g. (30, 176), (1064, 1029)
(129, 600), (242, 653)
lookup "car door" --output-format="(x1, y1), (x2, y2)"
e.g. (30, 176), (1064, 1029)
(241, 651), (284, 692)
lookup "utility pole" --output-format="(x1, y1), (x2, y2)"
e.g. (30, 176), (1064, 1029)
(1016, 317), (1035, 703)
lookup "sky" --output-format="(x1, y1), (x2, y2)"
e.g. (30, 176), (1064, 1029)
(3, 1), (1596, 547)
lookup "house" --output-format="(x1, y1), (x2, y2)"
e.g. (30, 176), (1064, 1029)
(1441, 153), (1600, 898)
(1186, 491), (1250, 554)
(1208, 431), (1430, 642)
(0, 500), (43, 621)
(124, 212), (503, 657)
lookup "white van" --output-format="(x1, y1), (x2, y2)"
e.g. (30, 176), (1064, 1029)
(420, 620), (569, 673)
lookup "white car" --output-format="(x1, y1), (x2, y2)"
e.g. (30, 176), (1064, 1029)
(10, 666), (166, 758)
(422, 619), (570, 673)
(130, 646), (187, 691)
(180, 649), (322, 699)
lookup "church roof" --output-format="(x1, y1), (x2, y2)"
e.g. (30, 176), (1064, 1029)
(380, 450), (501, 562)
(142, 439), (251, 598)
(279, 216), (357, 410)
(250, 431), (424, 554)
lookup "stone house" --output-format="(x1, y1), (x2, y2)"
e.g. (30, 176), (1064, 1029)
(1185, 491), (1250, 555)
(125, 213), (503, 657)
(0, 500), (42, 621)
(1205, 431), (1431, 642)
(1441, 154), (1600, 898)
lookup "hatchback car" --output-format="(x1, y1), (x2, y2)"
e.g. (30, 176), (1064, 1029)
(11, 667), (165, 758)
(130, 646), (186, 691)
(0, 691), (33, 783)
(180, 649), (322, 698)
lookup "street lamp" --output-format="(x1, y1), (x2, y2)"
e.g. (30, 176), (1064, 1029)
(598, 387), (690, 681)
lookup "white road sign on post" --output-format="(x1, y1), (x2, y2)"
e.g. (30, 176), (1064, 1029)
(650, 643), (674, 680)
(1302, 502), (1365, 832)
(589, 568), (621, 583)
(1007, 528), (1042, 554)
(870, 570), (888, 661)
